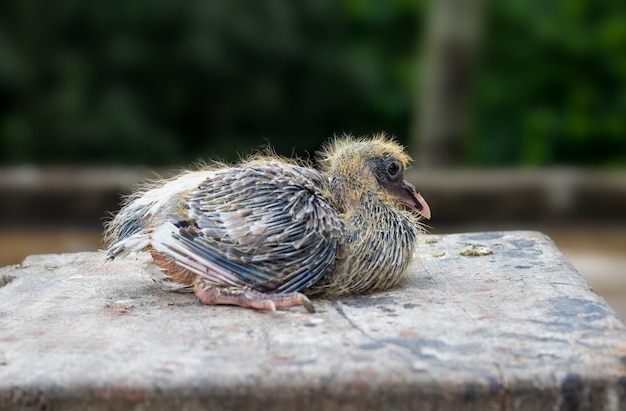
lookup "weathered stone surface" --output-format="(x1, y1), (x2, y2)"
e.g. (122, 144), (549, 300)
(1, 231), (625, 410)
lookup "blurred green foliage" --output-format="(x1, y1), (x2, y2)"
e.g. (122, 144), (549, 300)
(0, 0), (422, 164)
(472, 0), (626, 166)
(0, 0), (624, 166)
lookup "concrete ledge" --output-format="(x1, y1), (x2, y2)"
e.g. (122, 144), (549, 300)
(1, 231), (625, 410)
(408, 168), (626, 224)
(1, 167), (625, 226)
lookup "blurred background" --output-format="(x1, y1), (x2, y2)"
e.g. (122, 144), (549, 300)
(0, 1), (624, 317)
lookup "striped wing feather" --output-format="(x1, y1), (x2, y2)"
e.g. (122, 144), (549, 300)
(153, 162), (343, 294)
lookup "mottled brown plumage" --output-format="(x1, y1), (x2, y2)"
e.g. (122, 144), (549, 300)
(104, 134), (430, 312)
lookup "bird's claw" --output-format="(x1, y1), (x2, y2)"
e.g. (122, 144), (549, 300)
(194, 279), (315, 313)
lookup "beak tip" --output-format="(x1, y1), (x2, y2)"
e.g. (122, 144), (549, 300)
(418, 201), (431, 220)
(399, 180), (432, 220)
(412, 190), (431, 220)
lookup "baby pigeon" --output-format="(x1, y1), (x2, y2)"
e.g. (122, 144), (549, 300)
(104, 134), (430, 312)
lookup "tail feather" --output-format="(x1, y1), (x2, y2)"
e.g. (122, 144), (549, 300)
(104, 170), (209, 259)
(104, 201), (153, 259)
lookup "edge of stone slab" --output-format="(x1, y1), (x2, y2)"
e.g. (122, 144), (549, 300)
(0, 230), (564, 289)
(18, 250), (105, 266)
(0, 251), (107, 288)
(1, 229), (556, 269)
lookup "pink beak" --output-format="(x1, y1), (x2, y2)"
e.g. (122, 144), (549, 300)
(398, 181), (431, 220)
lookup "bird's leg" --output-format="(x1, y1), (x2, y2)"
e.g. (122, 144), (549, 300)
(194, 279), (315, 313)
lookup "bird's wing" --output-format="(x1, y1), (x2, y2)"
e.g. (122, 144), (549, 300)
(150, 162), (344, 293)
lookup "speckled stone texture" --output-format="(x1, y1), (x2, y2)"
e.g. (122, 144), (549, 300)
(1, 231), (625, 411)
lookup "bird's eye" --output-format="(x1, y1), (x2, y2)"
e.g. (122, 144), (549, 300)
(387, 161), (401, 178)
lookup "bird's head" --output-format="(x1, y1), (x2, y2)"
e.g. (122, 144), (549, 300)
(319, 134), (431, 220)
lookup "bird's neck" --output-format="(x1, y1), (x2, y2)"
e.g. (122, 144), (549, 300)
(321, 189), (420, 297)
(327, 171), (376, 212)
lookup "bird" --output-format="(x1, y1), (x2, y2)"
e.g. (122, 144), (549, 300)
(104, 134), (431, 313)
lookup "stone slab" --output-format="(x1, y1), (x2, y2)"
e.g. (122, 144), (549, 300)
(0, 231), (625, 410)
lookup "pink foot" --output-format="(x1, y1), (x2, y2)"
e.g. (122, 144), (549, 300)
(194, 279), (315, 313)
